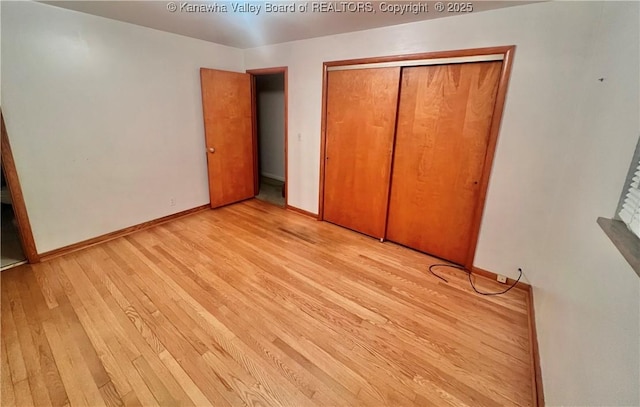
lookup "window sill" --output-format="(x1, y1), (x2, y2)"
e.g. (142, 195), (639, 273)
(597, 217), (640, 278)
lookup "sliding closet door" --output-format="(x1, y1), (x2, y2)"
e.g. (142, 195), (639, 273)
(387, 61), (502, 265)
(323, 68), (400, 238)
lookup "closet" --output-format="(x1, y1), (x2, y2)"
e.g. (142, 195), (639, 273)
(320, 47), (513, 267)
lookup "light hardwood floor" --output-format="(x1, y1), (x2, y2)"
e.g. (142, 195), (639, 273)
(1, 199), (534, 407)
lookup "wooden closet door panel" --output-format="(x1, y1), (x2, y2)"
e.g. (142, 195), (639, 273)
(387, 61), (502, 265)
(323, 68), (400, 238)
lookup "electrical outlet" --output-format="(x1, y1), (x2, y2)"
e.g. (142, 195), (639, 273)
(497, 274), (507, 284)
(170, 198), (176, 207)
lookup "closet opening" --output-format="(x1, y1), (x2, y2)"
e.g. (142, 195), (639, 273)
(248, 68), (287, 208)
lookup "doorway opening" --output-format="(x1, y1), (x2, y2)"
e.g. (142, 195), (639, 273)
(1, 165), (27, 270)
(1, 111), (39, 267)
(249, 69), (287, 208)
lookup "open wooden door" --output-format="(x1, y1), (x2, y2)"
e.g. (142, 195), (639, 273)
(200, 68), (255, 208)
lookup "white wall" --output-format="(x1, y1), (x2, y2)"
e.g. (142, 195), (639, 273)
(256, 74), (285, 181)
(530, 3), (640, 404)
(1, 1), (244, 253)
(244, 2), (640, 405)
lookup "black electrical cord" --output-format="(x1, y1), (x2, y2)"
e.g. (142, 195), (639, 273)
(428, 263), (523, 296)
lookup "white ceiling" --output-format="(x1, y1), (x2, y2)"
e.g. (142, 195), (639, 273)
(43, 1), (535, 49)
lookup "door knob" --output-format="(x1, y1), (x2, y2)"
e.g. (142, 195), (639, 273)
(208, 147), (215, 153)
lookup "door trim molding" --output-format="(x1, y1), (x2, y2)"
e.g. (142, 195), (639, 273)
(464, 46), (515, 269)
(318, 46), (516, 269)
(246, 67), (289, 207)
(326, 53), (504, 71)
(1, 110), (40, 264)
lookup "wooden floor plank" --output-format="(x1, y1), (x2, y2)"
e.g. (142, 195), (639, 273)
(1, 278), (28, 385)
(157, 350), (212, 407)
(15, 269), (69, 407)
(58, 300), (111, 389)
(99, 381), (124, 407)
(40, 315), (96, 407)
(30, 263), (60, 310)
(1, 336), (17, 407)
(13, 379), (35, 407)
(131, 356), (180, 406)
(3, 274), (53, 407)
(1, 199), (535, 407)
